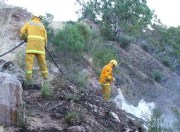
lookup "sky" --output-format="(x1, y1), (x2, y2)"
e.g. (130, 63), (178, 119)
(147, 0), (180, 27)
(5, 0), (180, 27)
(6, 0), (79, 21)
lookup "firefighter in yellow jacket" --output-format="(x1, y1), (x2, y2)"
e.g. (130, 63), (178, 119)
(99, 60), (118, 100)
(20, 13), (48, 81)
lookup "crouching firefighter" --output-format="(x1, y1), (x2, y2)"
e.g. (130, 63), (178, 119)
(99, 60), (118, 100)
(19, 12), (48, 82)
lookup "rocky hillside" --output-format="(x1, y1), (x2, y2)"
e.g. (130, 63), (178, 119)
(111, 42), (180, 128)
(0, 3), (30, 61)
(0, 3), (145, 132)
(0, 2), (180, 132)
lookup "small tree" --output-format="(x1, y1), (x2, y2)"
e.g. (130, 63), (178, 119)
(42, 13), (55, 43)
(77, 0), (153, 39)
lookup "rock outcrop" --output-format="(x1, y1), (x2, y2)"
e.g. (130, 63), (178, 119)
(0, 72), (23, 126)
(0, 59), (25, 83)
(0, 4), (30, 61)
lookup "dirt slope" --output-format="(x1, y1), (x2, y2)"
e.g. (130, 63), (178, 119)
(1, 3), (180, 131)
(1, 4), (145, 132)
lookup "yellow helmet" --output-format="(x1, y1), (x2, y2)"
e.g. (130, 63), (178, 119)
(109, 60), (117, 66)
(32, 12), (44, 19)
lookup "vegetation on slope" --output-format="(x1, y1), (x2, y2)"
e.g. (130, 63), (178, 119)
(1, 0), (180, 131)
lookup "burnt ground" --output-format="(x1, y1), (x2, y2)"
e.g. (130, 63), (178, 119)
(15, 76), (146, 132)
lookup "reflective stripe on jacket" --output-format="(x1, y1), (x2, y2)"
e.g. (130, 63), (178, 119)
(99, 63), (114, 84)
(20, 17), (47, 54)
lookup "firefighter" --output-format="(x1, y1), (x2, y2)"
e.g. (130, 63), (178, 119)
(99, 60), (118, 100)
(20, 12), (48, 82)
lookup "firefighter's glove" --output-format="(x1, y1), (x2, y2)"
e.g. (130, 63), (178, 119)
(19, 34), (27, 42)
(114, 78), (118, 86)
(113, 77), (116, 82)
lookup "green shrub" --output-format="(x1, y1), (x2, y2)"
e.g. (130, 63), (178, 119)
(16, 103), (25, 127)
(161, 58), (170, 68)
(141, 45), (149, 52)
(147, 109), (172, 132)
(66, 93), (81, 102)
(76, 71), (88, 88)
(100, 25), (114, 40)
(76, 22), (91, 42)
(93, 45), (118, 67)
(40, 82), (52, 99)
(151, 70), (163, 82)
(117, 34), (134, 49)
(57, 64), (88, 88)
(42, 13), (55, 43)
(66, 20), (76, 25)
(65, 112), (79, 124)
(23, 79), (34, 89)
(53, 23), (91, 54)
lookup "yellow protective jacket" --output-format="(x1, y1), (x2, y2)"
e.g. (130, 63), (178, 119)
(99, 63), (114, 84)
(20, 17), (47, 55)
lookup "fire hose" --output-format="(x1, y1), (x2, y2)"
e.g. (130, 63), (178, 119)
(0, 41), (25, 57)
(0, 41), (79, 87)
(45, 47), (79, 87)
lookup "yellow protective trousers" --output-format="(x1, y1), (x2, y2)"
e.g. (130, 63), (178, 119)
(101, 83), (111, 100)
(26, 53), (48, 80)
